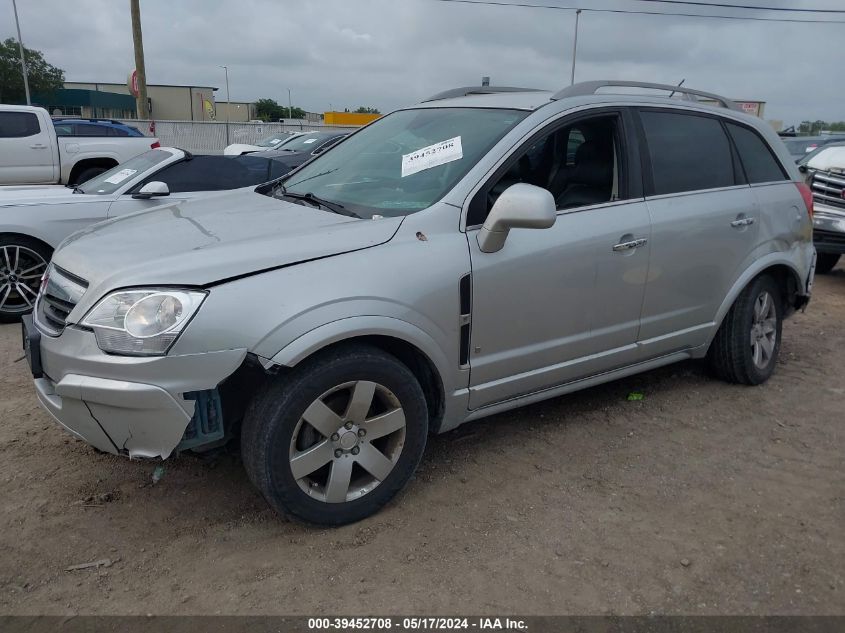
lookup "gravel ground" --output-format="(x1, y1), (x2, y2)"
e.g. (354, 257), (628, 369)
(1, 270), (843, 616)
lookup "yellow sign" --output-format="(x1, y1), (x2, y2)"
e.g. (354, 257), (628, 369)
(203, 98), (216, 120)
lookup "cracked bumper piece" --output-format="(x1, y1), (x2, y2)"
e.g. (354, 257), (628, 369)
(34, 326), (247, 459)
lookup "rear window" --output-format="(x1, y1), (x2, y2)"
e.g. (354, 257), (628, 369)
(640, 110), (735, 195)
(726, 123), (787, 184)
(0, 112), (41, 138)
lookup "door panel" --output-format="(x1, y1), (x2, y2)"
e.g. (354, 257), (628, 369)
(0, 112), (54, 184)
(467, 200), (651, 409)
(639, 186), (758, 355)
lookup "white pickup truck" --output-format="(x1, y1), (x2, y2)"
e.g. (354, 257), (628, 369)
(0, 104), (160, 186)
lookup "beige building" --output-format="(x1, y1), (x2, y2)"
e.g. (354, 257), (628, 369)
(64, 81), (219, 121)
(214, 101), (258, 122)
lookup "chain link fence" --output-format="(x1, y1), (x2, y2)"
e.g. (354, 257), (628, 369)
(120, 120), (358, 154)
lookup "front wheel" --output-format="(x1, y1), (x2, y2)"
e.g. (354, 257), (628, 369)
(708, 275), (783, 385)
(0, 236), (52, 323)
(241, 344), (428, 525)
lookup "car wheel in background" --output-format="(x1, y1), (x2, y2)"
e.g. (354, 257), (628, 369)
(241, 344), (428, 525)
(0, 236), (51, 323)
(707, 274), (783, 385)
(815, 253), (840, 275)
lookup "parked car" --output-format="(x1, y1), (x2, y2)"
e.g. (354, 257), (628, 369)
(261, 131), (348, 170)
(23, 81), (814, 525)
(223, 131), (301, 156)
(0, 148), (291, 321)
(798, 143), (845, 273)
(52, 118), (145, 138)
(0, 105), (160, 186)
(782, 135), (845, 163)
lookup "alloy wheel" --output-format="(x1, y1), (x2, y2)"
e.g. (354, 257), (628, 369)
(288, 380), (407, 503)
(750, 290), (777, 370)
(0, 245), (47, 315)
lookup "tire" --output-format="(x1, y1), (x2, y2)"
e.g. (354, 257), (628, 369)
(707, 274), (783, 385)
(815, 253), (840, 275)
(0, 235), (52, 323)
(72, 166), (108, 185)
(241, 344), (429, 525)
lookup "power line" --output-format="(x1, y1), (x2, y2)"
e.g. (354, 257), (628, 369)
(632, 0), (845, 13)
(432, 0), (845, 23)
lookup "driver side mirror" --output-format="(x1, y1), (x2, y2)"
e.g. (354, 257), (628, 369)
(132, 181), (170, 199)
(477, 183), (556, 253)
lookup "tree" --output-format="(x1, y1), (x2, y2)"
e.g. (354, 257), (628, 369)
(354, 106), (380, 114)
(254, 97), (305, 121)
(0, 38), (65, 104)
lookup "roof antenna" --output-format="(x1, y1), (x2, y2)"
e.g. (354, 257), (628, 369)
(668, 79), (685, 98)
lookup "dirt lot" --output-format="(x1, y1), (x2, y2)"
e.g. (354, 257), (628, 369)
(1, 272), (843, 616)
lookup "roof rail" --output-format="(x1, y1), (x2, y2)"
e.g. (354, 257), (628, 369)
(422, 86), (543, 103)
(551, 80), (741, 112)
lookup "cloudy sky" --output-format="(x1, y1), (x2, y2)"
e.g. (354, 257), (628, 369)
(3, 0), (843, 125)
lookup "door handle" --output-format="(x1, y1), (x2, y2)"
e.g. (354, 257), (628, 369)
(730, 217), (755, 227)
(30, 144), (48, 149)
(612, 237), (648, 252)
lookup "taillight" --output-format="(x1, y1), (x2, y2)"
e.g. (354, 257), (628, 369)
(150, 141), (160, 149)
(795, 181), (813, 219)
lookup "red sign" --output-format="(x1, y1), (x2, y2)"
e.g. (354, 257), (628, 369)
(127, 70), (139, 98)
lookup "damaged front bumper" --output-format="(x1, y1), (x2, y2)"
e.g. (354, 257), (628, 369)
(32, 325), (246, 459)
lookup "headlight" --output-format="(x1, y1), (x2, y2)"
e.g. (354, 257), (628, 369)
(81, 289), (206, 356)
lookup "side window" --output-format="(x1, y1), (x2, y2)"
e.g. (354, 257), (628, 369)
(107, 126), (129, 137)
(640, 110), (735, 195)
(74, 124), (109, 136)
(725, 123), (787, 184)
(53, 123), (73, 136)
(141, 156), (270, 193)
(468, 115), (623, 226)
(0, 112), (41, 138)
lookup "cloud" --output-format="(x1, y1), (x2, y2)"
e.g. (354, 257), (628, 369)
(2, 0), (842, 125)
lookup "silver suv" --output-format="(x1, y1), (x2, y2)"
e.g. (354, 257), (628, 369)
(23, 81), (815, 525)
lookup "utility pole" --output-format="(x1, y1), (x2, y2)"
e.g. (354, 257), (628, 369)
(11, 0), (31, 105)
(220, 65), (230, 144)
(130, 0), (150, 119)
(570, 9), (581, 86)
(287, 88), (292, 120)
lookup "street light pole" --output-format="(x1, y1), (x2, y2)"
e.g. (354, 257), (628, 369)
(220, 65), (231, 145)
(570, 9), (581, 86)
(287, 88), (292, 120)
(11, 0), (31, 105)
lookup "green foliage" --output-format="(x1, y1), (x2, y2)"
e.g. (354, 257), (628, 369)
(0, 38), (65, 104)
(797, 120), (845, 135)
(354, 106), (380, 114)
(254, 97), (305, 121)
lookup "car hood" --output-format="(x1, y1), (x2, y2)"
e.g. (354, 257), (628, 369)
(807, 147), (845, 172)
(52, 187), (403, 296)
(0, 186), (102, 207)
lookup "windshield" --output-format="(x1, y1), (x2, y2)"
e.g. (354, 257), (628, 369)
(78, 149), (172, 194)
(256, 133), (294, 148)
(279, 132), (338, 152)
(273, 107), (527, 218)
(784, 139), (821, 156)
(800, 142), (845, 167)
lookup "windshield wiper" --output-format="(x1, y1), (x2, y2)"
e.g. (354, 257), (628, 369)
(280, 191), (360, 218)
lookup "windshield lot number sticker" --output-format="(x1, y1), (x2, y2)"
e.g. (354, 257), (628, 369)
(103, 168), (138, 184)
(402, 137), (463, 177)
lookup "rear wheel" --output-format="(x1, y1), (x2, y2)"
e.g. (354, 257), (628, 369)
(708, 275), (782, 385)
(72, 166), (108, 185)
(241, 344), (428, 525)
(815, 253), (840, 275)
(0, 236), (51, 322)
